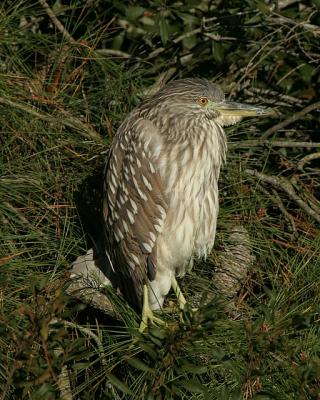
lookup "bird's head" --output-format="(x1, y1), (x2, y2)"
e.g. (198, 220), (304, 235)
(145, 78), (273, 127)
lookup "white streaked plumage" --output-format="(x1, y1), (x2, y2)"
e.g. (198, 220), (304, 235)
(101, 78), (269, 312)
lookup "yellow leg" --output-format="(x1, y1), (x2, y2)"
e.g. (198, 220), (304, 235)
(139, 285), (165, 332)
(171, 276), (187, 310)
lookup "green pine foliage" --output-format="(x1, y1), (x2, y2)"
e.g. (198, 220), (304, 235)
(0, 1), (319, 399)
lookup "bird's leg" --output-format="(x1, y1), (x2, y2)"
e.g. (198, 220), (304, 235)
(171, 276), (198, 315)
(139, 285), (165, 332)
(171, 276), (187, 310)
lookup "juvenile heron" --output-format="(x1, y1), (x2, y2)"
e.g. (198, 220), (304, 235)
(103, 78), (271, 326)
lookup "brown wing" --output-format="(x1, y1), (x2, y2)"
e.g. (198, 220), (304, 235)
(103, 115), (167, 311)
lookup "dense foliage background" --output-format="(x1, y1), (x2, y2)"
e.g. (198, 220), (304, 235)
(1, 1), (319, 399)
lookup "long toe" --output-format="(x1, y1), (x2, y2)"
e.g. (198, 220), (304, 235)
(139, 285), (165, 332)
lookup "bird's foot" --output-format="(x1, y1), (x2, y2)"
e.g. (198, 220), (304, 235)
(139, 309), (165, 332)
(139, 285), (165, 332)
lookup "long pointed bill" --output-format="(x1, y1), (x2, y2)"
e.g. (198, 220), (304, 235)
(216, 101), (274, 117)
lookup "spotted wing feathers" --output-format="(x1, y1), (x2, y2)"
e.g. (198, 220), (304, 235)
(103, 117), (167, 311)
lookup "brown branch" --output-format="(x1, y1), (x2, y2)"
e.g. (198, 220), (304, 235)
(230, 140), (320, 150)
(272, 238), (311, 253)
(271, 189), (298, 238)
(95, 49), (131, 58)
(50, 318), (108, 400)
(269, 13), (320, 36)
(259, 186), (298, 239)
(245, 169), (320, 224)
(244, 87), (305, 106)
(38, 0), (76, 44)
(261, 100), (320, 139)
(297, 152), (320, 171)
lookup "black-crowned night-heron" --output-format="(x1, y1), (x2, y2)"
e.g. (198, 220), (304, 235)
(103, 78), (271, 327)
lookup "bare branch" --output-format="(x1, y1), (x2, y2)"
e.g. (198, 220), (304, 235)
(245, 169), (320, 224)
(259, 186), (298, 239)
(244, 87), (305, 106)
(230, 140), (320, 149)
(261, 100), (320, 139)
(297, 152), (320, 171)
(269, 13), (320, 36)
(95, 49), (131, 58)
(38, 0), (76, 44)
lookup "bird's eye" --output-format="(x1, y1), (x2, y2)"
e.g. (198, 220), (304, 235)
(198, 97), (208, 106)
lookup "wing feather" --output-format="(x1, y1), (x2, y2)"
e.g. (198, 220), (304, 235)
(103, 116), (167, 311)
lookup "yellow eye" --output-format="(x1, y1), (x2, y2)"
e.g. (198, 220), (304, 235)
(198, 97), (208, 106)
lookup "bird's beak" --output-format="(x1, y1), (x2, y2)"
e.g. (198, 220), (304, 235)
(215, 101), (274, 117)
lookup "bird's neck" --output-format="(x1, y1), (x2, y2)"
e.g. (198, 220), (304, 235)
(139, 104), (227, 169)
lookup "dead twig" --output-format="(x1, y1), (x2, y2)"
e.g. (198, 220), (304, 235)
(269, 13), (320, 36)
(261, 100), (320, 140)
(230, 140), (320, 150)
(259, 186), (298, 239)
(50, 319), (107, 368)
(271, 238), (311, 253)
(297, 152), (320, 171)
(38, 0), (76, 44)
(232, 38), (280, 93)
(49, 318), (108, 400)
(244, 87), (305, 106)
(203, 33), (237, 41)
(271, 189), (298, 238)
(245, 169), (320, 224)
(95, 49), (131, 58)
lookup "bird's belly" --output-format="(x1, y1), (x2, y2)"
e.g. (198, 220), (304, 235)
(157, 176), (219, 276)
(156, 128), (224, 277)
